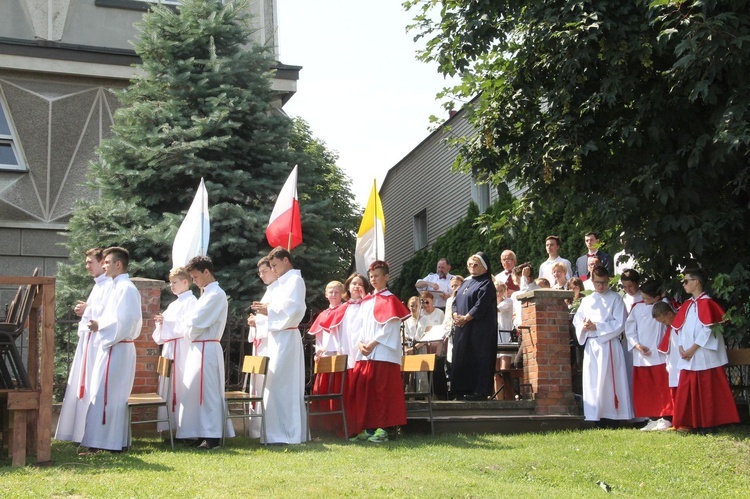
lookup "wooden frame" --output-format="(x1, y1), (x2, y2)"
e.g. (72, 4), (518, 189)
(0, 275), (55, 467)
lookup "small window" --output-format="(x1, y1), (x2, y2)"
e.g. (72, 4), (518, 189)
(0, 97), (25, 172)
(471, 167), (490, 213)
(413, 209), (427, 251)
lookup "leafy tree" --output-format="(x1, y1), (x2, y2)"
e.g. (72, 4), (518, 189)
(57, 0), (358, 321)
(405, 0), (750, 344)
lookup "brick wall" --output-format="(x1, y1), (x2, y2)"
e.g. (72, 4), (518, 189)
(132, 277), (165, 395)
(518, 288), (577, 415)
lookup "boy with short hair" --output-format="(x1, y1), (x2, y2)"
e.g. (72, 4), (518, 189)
(152, 267), (196, 434)
(349, 261), (410, 443)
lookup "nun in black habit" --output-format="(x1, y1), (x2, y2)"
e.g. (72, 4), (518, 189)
(451, 252), (498, 400)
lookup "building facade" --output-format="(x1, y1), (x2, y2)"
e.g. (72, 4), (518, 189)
(0, 0), (298, 281)
(379, 108), (502, 282)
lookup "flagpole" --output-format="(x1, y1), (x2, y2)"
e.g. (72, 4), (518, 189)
(372, 179), (378, 260)
(200, 178), (205, 256)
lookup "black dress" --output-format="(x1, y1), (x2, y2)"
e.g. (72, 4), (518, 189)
(451, 273), (498, 398)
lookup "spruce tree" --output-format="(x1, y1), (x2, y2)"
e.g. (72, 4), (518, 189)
(58, 0), (358, 319)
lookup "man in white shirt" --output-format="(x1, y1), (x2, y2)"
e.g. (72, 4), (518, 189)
(415, 258), (454, 309)
(251, 247), (307, 444)
(495, 250), (520, 293)
(538, 235), (572, 285)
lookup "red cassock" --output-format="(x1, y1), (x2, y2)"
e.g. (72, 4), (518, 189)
(671, 294), (739, 429)
(347, 292), (410, 436)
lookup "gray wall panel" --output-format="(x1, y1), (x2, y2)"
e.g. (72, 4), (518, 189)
(0, 228), (21, 255)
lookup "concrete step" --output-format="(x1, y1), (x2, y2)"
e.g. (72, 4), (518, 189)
(407, 399), (537, 416)
(404, 414), (584, 435)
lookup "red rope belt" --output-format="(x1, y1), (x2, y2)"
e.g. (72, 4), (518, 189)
(608, 341), (619, 409)
(193, 339), (221, 405)
(102, 340), (134, 424)
(78, 331), (93, 399)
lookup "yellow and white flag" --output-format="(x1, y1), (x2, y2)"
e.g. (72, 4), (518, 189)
(354, 180), (385, 275)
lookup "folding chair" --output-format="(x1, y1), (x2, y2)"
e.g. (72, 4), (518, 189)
(0, 271), (39, 390)
(223, 355), (269, 446)
(127, 357), (174, 451)
(305, 354), (348, 440)
(402, 353), (436, 436)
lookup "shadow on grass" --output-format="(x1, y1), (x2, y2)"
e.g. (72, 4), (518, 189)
(0, 441), (174, 475)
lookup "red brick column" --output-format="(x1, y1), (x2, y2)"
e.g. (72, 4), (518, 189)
(132, 277), (165, 394)
(518, 289), (577, 415)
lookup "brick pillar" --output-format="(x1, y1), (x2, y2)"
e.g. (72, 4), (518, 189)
(132, 277), (165, 395)
(518, 288), (577, 415)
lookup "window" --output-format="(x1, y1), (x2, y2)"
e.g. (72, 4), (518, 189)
(413, 209), (427, 251)
(471, 167), (490, 213)
(0, 97), (25, 172)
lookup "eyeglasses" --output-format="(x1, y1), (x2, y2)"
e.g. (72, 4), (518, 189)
(420, 300), (431, 305)
(592, 280), (609, 286)
(682, 278), (696, 285)
(467, 262), (480, 268)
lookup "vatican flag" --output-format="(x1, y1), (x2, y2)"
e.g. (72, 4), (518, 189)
(354, 180), (385, 275)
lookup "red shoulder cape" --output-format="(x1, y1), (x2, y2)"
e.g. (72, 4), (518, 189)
(364, 290), (411, 324)
(308, 304), (343, 335)
(671, 293), (725, 332)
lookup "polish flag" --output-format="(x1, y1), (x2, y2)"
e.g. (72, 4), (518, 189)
(266, 165), (303, 250)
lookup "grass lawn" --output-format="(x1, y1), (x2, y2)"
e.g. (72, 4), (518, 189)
(2, 425), (749, 498)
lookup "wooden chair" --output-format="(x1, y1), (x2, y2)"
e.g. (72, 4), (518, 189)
(305, 354), (348, 440)
(0, 271), (39, 390)
(223, 355), (269, 446)
(727, 349), (750, 420)
(127, 357), (174, 451)
(402, 354), (436, 436)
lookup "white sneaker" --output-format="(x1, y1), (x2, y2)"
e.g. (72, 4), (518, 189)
(640, 419), (659, 431)
(652, 418), (673, 431)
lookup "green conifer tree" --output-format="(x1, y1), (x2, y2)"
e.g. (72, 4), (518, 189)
(57, 0), (358, 320)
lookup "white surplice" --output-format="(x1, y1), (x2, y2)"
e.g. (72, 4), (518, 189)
(573, 289), (634, 421)
(263, 269), (307, 444)
(247, 286), (271, 438)
(339, 300), (363, 369)
(152, 290), (196, 432)
(178, 281), (233, 440)
(55, 273), (112, 443)
(80, 273), (142, 451)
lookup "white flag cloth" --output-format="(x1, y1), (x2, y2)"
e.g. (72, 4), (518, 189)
(172, 178), (210, 268)
(354, 180), (385, 275)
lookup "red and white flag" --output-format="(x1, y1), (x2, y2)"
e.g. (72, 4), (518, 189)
(266, 165), (303, 250)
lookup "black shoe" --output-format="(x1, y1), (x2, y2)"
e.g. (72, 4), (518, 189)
(197, 438), (220, 450)
(187, 439), (203, 447)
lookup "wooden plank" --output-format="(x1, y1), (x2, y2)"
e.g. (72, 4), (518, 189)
(0, 277), (55, 285)
(728, 349), (750, 366)
(36, 281), (55, 464)
(7, 391), (38, 410)
(12, 410), (27, 467)
(27, 291), (41, 389)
